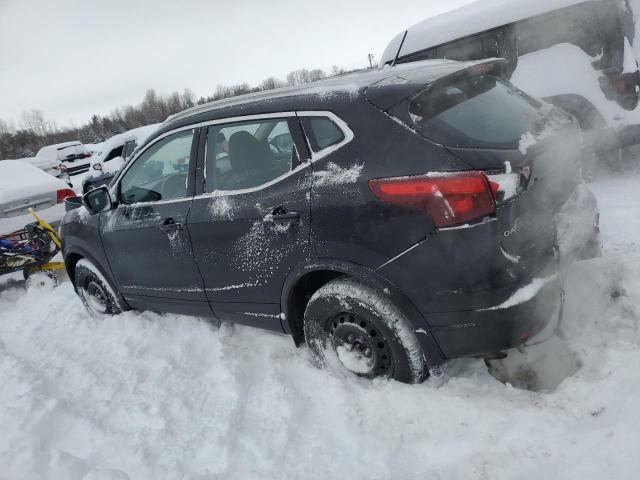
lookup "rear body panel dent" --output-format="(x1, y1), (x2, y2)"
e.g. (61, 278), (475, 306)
(431, 277), (563, 358)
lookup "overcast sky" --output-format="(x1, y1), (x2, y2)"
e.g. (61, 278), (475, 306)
(0, 0), (474, 128)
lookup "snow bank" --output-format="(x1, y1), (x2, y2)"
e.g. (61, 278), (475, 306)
(1, 173), (640, 478)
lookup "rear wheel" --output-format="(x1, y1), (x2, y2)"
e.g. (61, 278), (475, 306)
(74, 259), (122, 317)
(303, 278), (428, 384)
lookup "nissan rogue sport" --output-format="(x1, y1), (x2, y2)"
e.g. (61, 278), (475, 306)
(60, 59), (600, 383)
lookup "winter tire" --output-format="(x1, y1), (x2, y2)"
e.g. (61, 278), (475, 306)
(304, 277), (428, 384)
(74, 258), (122, 318)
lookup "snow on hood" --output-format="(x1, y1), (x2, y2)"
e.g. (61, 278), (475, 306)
(18, 156), (59, 171)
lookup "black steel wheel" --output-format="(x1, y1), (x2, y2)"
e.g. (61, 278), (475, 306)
(328, 312), (394, 377)
(304, 278), (428, 384)
(74, 259), (122, 318)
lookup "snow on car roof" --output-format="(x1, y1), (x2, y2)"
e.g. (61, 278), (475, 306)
(381, 0), (597, 64)
(36, 141), (86, 161)
(38, 141), (81, 152)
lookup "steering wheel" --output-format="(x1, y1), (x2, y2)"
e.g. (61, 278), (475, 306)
(161, 173), (187, 200)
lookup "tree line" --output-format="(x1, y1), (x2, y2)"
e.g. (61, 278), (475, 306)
(0, 65), (352, 160)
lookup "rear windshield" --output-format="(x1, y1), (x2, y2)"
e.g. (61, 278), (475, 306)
(408, 74), (542, 149)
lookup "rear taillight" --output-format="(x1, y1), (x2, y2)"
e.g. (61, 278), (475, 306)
(56, 188), (76, 204)
(369, 169), (529, 228)
(369, 171), (496, 227)
(616, 73), (639, 95)
(617, 80), (627, 94)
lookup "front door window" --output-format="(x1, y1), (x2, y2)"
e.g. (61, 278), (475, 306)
(120, 129), (194, 203)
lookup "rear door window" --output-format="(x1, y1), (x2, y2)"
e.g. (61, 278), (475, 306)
(408, 74), (542, 149)
(204, 118), (297, 192)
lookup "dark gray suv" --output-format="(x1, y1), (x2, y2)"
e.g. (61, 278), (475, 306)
(61, 59), (599, 383)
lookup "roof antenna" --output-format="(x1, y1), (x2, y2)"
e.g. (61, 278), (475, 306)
(391, 31), (408, 67)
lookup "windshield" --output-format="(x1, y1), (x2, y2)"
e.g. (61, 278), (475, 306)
(409, 74), (542, 149)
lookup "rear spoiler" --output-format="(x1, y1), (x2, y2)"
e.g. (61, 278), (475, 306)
(365, 58), (509, 111)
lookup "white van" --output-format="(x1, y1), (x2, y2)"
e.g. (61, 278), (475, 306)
(381, 0), (640, 163)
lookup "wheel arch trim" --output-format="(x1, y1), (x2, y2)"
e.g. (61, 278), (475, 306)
(280, 258), (445, 366)
(63, 246), (129, 309)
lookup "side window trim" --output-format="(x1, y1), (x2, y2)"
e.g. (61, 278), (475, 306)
(197, 115), (308, 196)
(296, 111), (354, 161)
(287, 116), (312, 165)
(195, 125), (207, 197)
(114, 111), (353, 200)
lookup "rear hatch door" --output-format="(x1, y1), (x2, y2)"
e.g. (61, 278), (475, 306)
(373, 64), (589, 274)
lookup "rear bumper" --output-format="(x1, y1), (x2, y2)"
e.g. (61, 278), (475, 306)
(378, 182), (595, 360)
(428, 276), (562, 359)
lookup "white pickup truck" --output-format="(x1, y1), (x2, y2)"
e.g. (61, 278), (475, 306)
(36, 141), (93, 176)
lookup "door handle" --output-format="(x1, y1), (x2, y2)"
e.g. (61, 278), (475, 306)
(159, 217), (183, 232)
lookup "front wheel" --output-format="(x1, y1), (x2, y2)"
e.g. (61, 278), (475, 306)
(74, 259), (122, 318)
(303, 278), (428, 384)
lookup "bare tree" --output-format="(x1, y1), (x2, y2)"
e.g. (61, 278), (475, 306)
(286, 69), (312, 86)
(0, 62), (354, 159)
(308, 69), (326, 82)
(21, 109), (50, 137)
(259, 77), (286, 91)
(181, 88), (196, 109)
(0, 119), (13, 135)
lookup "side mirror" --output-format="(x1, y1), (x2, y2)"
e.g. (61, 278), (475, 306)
(92, 163), (103, 172)
(82, 186), (113, 214)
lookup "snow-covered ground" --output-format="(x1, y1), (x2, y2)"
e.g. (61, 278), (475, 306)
(1, 170), (640, 479)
